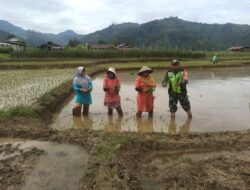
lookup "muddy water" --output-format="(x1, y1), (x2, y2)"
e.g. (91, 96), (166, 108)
(0, 140), (89, 190)
(51, 67), (250, 133)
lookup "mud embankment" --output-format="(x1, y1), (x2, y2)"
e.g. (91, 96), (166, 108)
(0, 58), (171, 70)
(1, 116), (250, 189)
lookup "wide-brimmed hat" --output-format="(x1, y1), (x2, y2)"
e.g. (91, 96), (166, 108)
(107, 67), (116, 75)
(138, 66), (153, 74)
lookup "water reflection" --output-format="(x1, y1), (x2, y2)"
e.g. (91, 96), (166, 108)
(136, 117), (154, 133)
(168, 118), (192, 134)
(179, 118), (192, 133)
(73, 116), (93, 129)
(72, 115), (192, 134)
(105, 116), (123, 132)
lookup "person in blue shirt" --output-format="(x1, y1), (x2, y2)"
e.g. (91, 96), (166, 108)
(72, 66), (93, 116)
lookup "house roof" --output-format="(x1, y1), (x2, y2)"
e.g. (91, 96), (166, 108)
(0, 41), (9, 45)
(46, 41), (62, 47)
(7, 37), (25, 46)
(227, 46), (250, 51)
(90, 44), (115, 49)
(38, 41), (63, 48)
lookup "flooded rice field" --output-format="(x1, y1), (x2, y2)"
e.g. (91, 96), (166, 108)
(51, 67), (250, 133)
(0, 139), (89, 190)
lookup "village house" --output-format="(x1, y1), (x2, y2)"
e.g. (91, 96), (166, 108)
(227, 46), (250, 52)
(38, 41), (63, 50)
(0, 41), (10, 48)
(0, 37), (26, 52)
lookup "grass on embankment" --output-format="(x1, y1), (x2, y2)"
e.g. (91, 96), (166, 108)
(95, 59), (250, 71)
(0, 59), (93, 66)
(0, 106), (38, 120)
(1, 50), (250, 69)
(0, 58), (203, 68)
(1, 57), (248, 69)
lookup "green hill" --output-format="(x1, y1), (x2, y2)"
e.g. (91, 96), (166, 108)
(0, 20), (82, 46)
(2, 17), (250, 50)
(82, 17), (250, 50)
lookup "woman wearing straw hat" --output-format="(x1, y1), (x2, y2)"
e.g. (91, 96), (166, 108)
(103, 67), (123, 116)
(135, 66), (156, 117)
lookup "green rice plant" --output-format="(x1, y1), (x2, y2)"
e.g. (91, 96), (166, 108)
(0, 69), (75, 110)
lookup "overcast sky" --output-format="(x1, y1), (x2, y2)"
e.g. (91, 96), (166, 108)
(1, 0), (250, 34)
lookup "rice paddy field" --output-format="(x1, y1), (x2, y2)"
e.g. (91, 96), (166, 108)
(0, 69), (74, 110)
(0, 57), (250, 190)
(1, 57), (250, 112)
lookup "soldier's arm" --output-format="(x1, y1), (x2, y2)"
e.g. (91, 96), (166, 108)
(181, 70), (188, 85)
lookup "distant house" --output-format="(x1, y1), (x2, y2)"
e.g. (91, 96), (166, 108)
(0, 41), (10, 48)
(89, 44), (115, 50)
(0, 37), (25, 52)
(227, 46), (250, 52)
(38, 42), (63, 50)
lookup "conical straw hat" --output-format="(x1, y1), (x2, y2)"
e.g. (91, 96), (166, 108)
(138, 66), (153, 74)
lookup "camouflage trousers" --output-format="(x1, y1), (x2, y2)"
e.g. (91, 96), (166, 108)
(169, 93), (191, 113)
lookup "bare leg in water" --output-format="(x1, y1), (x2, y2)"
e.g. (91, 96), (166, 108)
(116, 106), (123, 116)
(82, 104), (90, 116)
(72, 104), (82, 116)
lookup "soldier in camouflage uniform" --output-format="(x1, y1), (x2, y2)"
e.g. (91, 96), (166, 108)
(162, 59), (192, 118)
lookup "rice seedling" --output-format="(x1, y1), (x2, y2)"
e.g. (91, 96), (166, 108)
(0, 69), (74, 110)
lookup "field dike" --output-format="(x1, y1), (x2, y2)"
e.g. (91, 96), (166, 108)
(0, 60), (250, 190)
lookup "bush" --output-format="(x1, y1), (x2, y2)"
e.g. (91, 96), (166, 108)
(0, 47), (13, 54)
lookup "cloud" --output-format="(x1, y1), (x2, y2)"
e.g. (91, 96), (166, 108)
(0, 0), (250, 34)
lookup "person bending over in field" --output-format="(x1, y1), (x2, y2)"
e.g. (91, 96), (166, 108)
(212, 54), (219, 64)
(72, 66), (93, 116)
(103, 67), (123, 116)
(162, 59), (192, 118)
